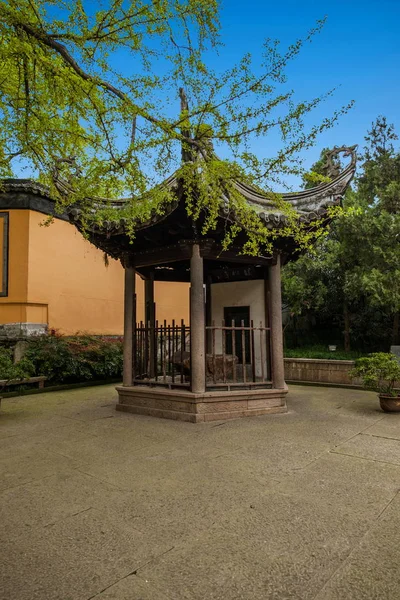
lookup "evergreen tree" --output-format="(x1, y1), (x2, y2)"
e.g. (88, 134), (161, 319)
(283, 117), (400, 351)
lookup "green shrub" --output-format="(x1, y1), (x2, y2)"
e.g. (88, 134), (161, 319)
(284, 345), (365, 361)
(0, 346), (34, 393)
(24, 334), (123, 384)
(350, 352), (400, 396)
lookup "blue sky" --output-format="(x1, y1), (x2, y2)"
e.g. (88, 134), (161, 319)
(11, 0), (400, 190)
(212, 0), (400, 183)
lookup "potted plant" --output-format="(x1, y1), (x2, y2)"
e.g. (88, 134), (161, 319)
(350, 352), (400, 413)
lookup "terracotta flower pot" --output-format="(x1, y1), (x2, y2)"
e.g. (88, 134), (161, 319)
(379, 394), (400, 413)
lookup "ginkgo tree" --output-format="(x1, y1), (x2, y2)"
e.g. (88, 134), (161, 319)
(0, 0), (353, 253)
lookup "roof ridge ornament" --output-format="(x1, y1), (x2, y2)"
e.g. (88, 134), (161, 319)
(51, 156), (82, 200)
(323, 145), (357, 178)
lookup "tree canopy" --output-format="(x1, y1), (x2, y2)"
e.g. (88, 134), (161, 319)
(0, 1), (352, 253)
(283, 117), (400, 351)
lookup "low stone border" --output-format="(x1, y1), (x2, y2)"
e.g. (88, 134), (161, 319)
(116, 385), (288, 423)
(0, 378), (122, 399)
(284, 357), (361, 387)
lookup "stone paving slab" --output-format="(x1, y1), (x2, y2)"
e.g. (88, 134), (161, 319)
(100, 468), (273, 548)
(361, 415), (400, 441)
(92, 573), (173, 600)
(1, 384), (400, 599)
(274, 452), (400, 517)
(314, 493), (400, 600)
(0, 419), (96, 456)
(0, 471), (119, 536)
(137, 492), (361, 600)
(0, 447), (78, 493)
(1, 508), (172, 600)
(333, 432), (400, 466)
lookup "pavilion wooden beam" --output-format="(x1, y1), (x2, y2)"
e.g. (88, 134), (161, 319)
(132, 243), (192, 268)
(201, 243), (273, 266)
(268, 254), (285, 389)
(190, 243), (206, 393)
(137, 262), (268, 283)
(130, 239), (274, 270)
(136, 268), (190, 282)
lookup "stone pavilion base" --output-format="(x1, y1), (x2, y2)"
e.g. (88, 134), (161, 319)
(116, 385), (288, 423)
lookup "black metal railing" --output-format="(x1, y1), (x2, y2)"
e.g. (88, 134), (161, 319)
(132, 319), (271, 389)
(134, 320), (190, 386)
(205, 319), (272, 388)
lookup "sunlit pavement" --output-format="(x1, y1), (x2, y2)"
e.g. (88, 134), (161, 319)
(1, 383), (399, 599)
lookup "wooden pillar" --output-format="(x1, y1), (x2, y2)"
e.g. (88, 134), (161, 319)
(123, 265), (136, 386)
(205, 276), (212, 353)
(268, 254), (285, 389)
(264, 268), (272, 380)
(190, 244), (205, 393)
(145, 273), (156, 378)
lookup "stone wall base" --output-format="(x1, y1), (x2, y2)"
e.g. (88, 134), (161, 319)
(0, 322), (48, 340)
(116, 385), (288, 423)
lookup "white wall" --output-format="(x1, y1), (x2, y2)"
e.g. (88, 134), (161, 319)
(210, 280), (268, 377)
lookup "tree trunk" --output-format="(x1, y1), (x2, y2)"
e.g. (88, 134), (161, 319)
(392, 312), (400, 346)
(343, 302), (351, 352)
(292, 314), (298, 348)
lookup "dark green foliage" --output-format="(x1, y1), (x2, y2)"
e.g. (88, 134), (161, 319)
(283, 116), (400, 352)
(0, 346), (34, 380)
(301, 147), (339, 189)
(284, 345), (365, 361)
(24, 334), (123, 384)
(358, 116), (400, 212)
(0, 346), (34, 394)
(350, 353), (400, 396)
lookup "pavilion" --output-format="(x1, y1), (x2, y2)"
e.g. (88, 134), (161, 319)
(68, 146), (356, 422)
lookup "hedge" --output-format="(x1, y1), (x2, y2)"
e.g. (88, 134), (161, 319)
(0, 334), (123, 385)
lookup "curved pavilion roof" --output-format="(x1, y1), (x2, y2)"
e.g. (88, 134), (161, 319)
(0, 146), (357, 277)
(65, 145), (357, 234)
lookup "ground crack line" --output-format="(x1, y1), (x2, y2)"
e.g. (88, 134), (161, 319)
(329, 415), (386, 452)
(85, 568), (139, 600)
(0, 473), (55, 494)
(44, 506), (93, 528)
(282, 417), (387, 474)
(85, 546), (175, 600)
(360, 432), (400, 442)
(330, 450), (400, 467)
(132, 545), (176, 575)
(73, 466), (126, 491)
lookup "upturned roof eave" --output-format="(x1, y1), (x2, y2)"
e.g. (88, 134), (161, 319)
(232, 161), (355, 212)
(0, 146), (357, 233)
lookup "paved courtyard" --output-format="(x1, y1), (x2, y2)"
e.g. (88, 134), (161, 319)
(1, 383), (400, 600)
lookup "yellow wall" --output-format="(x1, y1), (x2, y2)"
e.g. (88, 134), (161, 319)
(26, 210), (129, 334)
(0, 213), (4, 294)
(0, 210), (30, 323)
(154, 282), (190, 324)
(0, 208), (189, 334)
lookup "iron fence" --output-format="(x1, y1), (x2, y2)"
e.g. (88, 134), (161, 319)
(134, 320), (190, 386)
(205, 319), (272, 388)
(132, 319), (272, 389)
